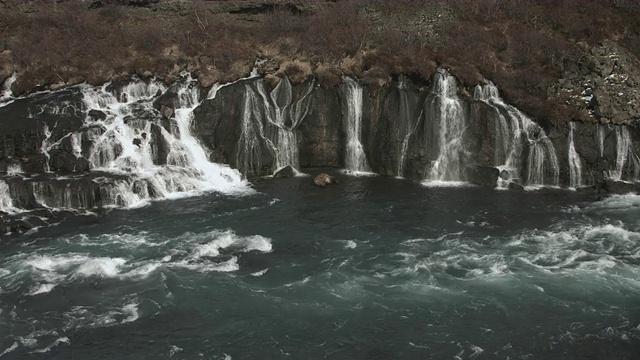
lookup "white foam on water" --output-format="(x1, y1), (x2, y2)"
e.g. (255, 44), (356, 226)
(174, 256), (240, 273)
(469, 344), (484, 359)
(587, 194), (640, 211)
(29, 283), (56, 296)
(583, 224), (640, 242)
(190, 230), (272, 259)
(123, 262), (163, 280)
(0, 342), (18, 358)
(339, 169), (378, 177)
(421, 180), (474, 188)
(61, 297), (141, 331)
(30, 337), (70, 354)
(16, 254), (127, 290)
(344, 240), (357, 249)
(169, 345), (183, 357)
(509, 223), (640, 276)
(251, 268), (269, 277)
(121, 302), (140, 324)
(74, 257), (126, 278)
(166, 230), (272, 273)
(66, 231), (170, 250)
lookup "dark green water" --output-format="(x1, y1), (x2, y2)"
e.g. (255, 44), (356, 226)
(1, 175), (640, 359)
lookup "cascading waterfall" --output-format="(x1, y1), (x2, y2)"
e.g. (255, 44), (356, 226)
(474, 82), (559, 187)
(610, 126), (640, 181)
(0, 180), (13, 212)
(247, 77), (314, 174)
(39, 75), (255, 208)
(568, 122), (583, 188)
(343, 77), (370, 173)
(235, 84), (274, 176)
(427, 70), (468, 182)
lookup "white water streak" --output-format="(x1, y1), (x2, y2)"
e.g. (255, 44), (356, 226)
(568, 122), (583, 188)
(428, 70), (468, 181)
(610, 126), (640, 181)
(474, 82), (559, 187)
(343, 77), (370, 173)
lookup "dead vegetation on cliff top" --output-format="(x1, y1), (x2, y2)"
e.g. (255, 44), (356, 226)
(1, 0), (640, 126)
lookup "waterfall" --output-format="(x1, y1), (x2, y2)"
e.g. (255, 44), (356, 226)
(342, 77), (370, 173)
(245, 77), (314, 174)
(66, 75), (252, 208)
(0, 73), (17, 107)
(568, 122), (583, 188)
(598, 125), (606, 157)
(610, 126), (640, 181)
(6, 164), (22, 175)
(0, 180), (13, 212)
(427, 70), (468, 182)
(474, 82), (559, 187)
(235, 83), (274, 176)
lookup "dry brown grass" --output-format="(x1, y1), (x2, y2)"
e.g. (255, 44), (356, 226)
(2, 0), (640, 124)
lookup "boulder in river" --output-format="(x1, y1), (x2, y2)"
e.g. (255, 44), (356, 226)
(274, 165), (295, 178)
(604, 179), (636, 194)
(313, 173), (337, 187)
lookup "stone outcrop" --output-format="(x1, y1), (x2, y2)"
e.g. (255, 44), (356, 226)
(313, 173), (337, 187)
(553, 40), (640, 126)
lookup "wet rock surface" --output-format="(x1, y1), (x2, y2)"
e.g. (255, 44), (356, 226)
(1, 72), (640, 235)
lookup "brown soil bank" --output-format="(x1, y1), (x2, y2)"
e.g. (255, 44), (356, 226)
(1, 0), (640, 127)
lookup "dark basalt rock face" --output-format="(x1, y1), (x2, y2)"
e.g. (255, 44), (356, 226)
(466, 165), (500, 188)
(604, 179), (636, 194)
(2, 71), (640, 235)
(0, 88), (86, 174)
(298, 86), (343, 169)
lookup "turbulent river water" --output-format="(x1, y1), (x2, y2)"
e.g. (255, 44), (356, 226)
(1, 174), (640, 359)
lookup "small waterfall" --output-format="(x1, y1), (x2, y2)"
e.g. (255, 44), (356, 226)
(0, 73), (17, 106)
(70, 75), (252, 207)
(235, 84), (274, 176)
(598, 125), (606, 157)
(610, 126), (640, 181)
(474, 82), (559, 187)
(247, 77), (314, 174)
(427, 70), (468, 182)
(6, 164), (22, 175)
(342, 77), (370, 173)
(31, 182), (97, 209)
(568, 122), (583, 188)
(0, 180), (13, 212)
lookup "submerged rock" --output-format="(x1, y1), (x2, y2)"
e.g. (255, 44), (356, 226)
(274, 165), (295, 178)
(313, 173), (337, 187)
(508, 182), (525, 192)
(604, 179), (636, 194)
